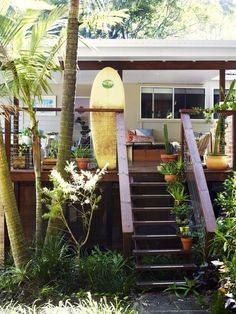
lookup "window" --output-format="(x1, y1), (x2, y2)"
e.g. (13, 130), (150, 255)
(141, 87), (205, 119)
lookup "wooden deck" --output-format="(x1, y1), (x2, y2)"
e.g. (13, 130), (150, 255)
(10, 161), (233, 182)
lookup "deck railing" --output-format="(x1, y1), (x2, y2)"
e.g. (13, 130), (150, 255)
(4, 107), (133, 257)
(180, 111), (217, 255)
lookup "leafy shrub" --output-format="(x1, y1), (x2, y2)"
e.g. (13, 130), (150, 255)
(210, 173), (236, 310)
(0, 236), (80, 303)
(78, 247), (135, 296)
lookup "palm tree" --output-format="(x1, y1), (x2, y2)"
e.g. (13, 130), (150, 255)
(45, 0), (127, 239)
(45, 0), (79, 240)
(0, 4), (67, 251)
(0, 126), (29, 268)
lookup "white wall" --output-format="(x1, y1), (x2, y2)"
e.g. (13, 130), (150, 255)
(2, 77), (231, 143)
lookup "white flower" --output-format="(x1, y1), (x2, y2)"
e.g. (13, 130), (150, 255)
(212, 260), (224, 266)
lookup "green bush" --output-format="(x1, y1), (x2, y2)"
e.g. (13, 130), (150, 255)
(78, 247), (135, 296)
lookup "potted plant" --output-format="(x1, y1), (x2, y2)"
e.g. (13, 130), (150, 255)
(12, 143), (28, 169)
(42, 137), (58, 170)
(205, 113), (229, 170)
(20, 127), (32, 146)
(196, 80), (236, 170)
(171, 202), (192, 227)
(179, 226), (192, 251)
(159, 158), (184, 182)
(160, 124), (177, 163)
(167, 181), (188, 205)
(73, 144), (91, 170)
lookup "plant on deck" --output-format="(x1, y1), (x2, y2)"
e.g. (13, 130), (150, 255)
(43, 162), (107, 257)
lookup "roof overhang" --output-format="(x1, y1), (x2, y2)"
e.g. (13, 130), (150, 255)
(77, 39), (236, 62)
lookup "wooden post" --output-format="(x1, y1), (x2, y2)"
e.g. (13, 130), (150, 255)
(116, 112), (133, 257)
(219, 69), (225, 101)
(13, 98), (19, 156)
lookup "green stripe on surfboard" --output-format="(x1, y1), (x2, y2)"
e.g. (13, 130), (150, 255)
(90, 67), (125, 169)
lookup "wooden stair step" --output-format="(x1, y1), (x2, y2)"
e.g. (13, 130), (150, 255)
(131, 182), (167, 187)
(132, 234), (178, 240)
(134, 220), (176, 225)
(133, 249), (191, 255)
(136, 280), (186, 288)
(131, 194), (171, 198)
(135, 263), (197, 271)
(132, 206), (173, 212)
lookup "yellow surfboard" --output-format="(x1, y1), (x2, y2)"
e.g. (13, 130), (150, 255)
(90, 67), (125, 169)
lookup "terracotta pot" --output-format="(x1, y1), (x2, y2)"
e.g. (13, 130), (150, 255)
(181, 237), (192, 251)
(160, 154), (178, 163)
(205, 155), (229, 170)
(13, 156), (26, 169)
(76, 158), (89, 170)
(164, 174), (177, 182)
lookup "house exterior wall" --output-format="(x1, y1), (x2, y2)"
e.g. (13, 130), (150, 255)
(16, 79), (233, 143)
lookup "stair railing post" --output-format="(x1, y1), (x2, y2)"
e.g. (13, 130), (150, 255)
(116, 112), (133, 257)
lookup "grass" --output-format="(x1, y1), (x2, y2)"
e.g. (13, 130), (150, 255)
(0, 293), (137, 314)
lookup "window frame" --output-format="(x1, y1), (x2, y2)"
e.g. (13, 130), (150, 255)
(140, 85), (206, 121)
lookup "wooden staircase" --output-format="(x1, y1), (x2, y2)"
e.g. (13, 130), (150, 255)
(130, 175), (197, 288)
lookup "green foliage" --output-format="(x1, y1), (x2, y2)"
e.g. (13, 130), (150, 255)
(48, 138), (58, 158)
(173, 203), (192, 226)
(210, 291), (232, 314)
(167, 181), (188, 204)
(0, 293), (137, 314)
(43, 162), (106, 255)
(159, 158), (184, 176)
(195, 80), (236, 156)
(164, 277), (200, 297)
(210, 172), (236, 310)
(78, 247), (135, 296)
(73, 144), (91, 158)
(0, 236), (80, 303)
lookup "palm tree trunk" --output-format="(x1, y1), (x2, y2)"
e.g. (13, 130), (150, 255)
(0, 129), (29, 268)
(32, 132), (42, 251)
(45, 0), (79, 241)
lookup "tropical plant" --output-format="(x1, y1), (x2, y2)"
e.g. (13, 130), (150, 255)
(167, 181), (188, 204)
(179, 226), (191, 238)
(78, 246), (135, 296)
(73, 144), (91, 159)
(210, 173), (236, 310)
(43, 162), (107, 257)
(159, 161), (178, 175)
(0, 3), (67, 252)
(48, 138), (58, 158)
(195, 80), (236, 156)
(171, 203), (192, 227)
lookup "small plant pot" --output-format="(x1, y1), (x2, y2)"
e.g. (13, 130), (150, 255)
(164, 174), (177, 182)
(205, 155), (229, 170)
(77, 158), (89, 170)
(181, 237), (192, 251)
(21, 135), (32, 146)
(161, 154), (177, 163)
(12, 156), (26, 169)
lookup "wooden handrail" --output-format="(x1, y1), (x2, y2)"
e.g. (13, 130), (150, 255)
(116, 112), (133, 257)
(181, 113), (216, 252)
(21, 107), (124, 113)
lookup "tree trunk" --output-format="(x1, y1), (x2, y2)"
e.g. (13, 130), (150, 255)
(0, 129), (29, 268)
(45, 0), (79, 241)
(32, 132), (43, 251)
